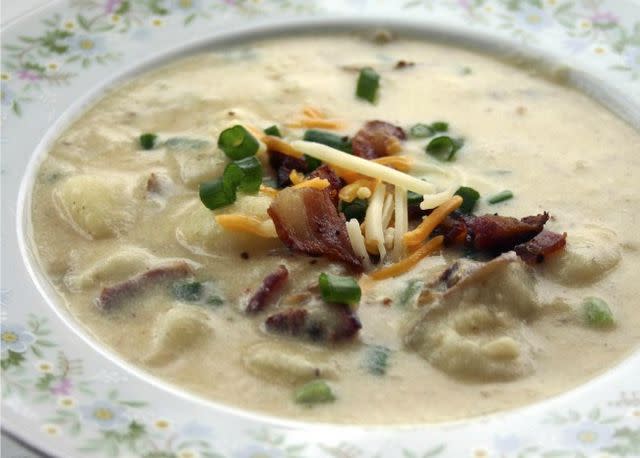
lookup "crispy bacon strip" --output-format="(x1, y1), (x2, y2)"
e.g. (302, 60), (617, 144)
(351, 121), (406, 160)
(268, 150), (308, 188)
(96, 261), (193, 310)
(265, 306), (361, 342)
(268, 187), (363, 270)
(307, 164), (344, 205)
(246, 265), (289, 314)
(514, 230), (567, 264)
(462, 212), (549, 253)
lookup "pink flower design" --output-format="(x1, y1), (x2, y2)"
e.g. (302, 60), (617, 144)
(590, 11), (618, 26)
(17, 70), (41, 81)
(51, 378), (72, 395)
(104, 0), (122, 14)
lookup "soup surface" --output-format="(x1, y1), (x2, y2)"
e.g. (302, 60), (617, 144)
(30, 34), (640, 424)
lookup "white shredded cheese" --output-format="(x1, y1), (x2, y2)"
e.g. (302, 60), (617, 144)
(364, 182), (387, 262)
(384, 227), (395, 250)
(356, 186), (372, 200)
(392, 186), (408, 261)
(381, 192), (394, 229)
(292, 141), (436, 194)
(346, 218), (372, 270)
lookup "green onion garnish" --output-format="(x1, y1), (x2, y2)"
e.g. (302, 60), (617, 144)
(407, 190), (423, 206)
(426, 136), (458, 161)
(199, 178), (236, 210)
(263, 125), (281, 137)
(217, 125), (259, 160)
(364, 345), (392, 376)
(356, 67), (380, 103)
(454, 186), (480, 214)
(340, 198), (368, 223)
(294, 380), (335, 405)
(303, 129), (351, 153)
(225, 156), (262, 194)
(430, 121), (449, 132)
(304, 155), (322, 172)
(409, 123), (434, 138)
(171, 281), (202, 302)
(487, 190), (514, 204)
(139, 133), (158, 150)
(318, 273), (361, 306)
(582, 297), (615, 328)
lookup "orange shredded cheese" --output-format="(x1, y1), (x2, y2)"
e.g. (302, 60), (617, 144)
(263, 136), (303, 159)
(215, 214), (277, 238)
(292, 177), (330, 190)
(331, 165), (363, 183)
(403, 196), (463, 249)
(370, 236), (444, 280)
(338, 179), (376, 203)
(286, 118), (344, 130)
(372, 155), (412, 172)
(289, 169), (305, 185)
(259, 184), (278, 198)
(303, 106), (324, 118)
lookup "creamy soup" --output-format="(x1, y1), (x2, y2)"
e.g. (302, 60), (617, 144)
(30, 34), (640, 424)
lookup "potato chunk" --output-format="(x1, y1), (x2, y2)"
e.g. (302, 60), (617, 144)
(54, 174), (135, 239)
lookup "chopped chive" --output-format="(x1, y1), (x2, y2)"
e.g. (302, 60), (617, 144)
(398, 279), (424, 307)
(454, 186), (480, 214)
(318, 273), (361, 306)
(487, 190), (514, 204)
(294, 380), (335, 405)
(364, 345), (391, 376)
(139, 133), (158, 150)
(303, 129), (351, 153)
(426, 135), (457, 161)
(356, 67), (380, 103)
(217, 125), (259, 160)
(171, 281), (202, 302)
(340, 198), (368, 223)
(409, 123), (434, 138)
(582, 297), (615, 328)
(304, 154), (322, 172)
(407, 190), (423, 206)
(199, 177), (236, 210)
(225, 156), (262, 194)
(207, 295), (225, 306)
(430, 121), (449, 132)
(263, 125), (281, 137)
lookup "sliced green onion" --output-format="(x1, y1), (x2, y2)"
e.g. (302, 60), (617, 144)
(294, 380), (335, 405)
(303, 129), (351, 153)
(207, 295), (224, 306)
(398, 279), (424, 307)
(304, 154), (322, 172)
(454, 186), (480, 214)
(139, 133), (158, 150)
(318, 273), (361, 306)
(426, 135), (457, 161)
(407, 190), (423, 206)
(356, 67), (380, 103)
(582, 297), (615, 328)
(430, 121), (449, 132)
(487, 190), (514, 204)
(171, 281), (202, 302)
(217, 125), (259, 160)
(263, 125), (282, 137)
(199, 178), (236, 210)
(340, 198), (368, 223)
(364, 345), (391, 376)
(409, 123), (434, 138)
(225, 156), (262, 194)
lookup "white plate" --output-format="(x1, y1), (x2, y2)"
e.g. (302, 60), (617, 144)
(2, 1), (640, 457)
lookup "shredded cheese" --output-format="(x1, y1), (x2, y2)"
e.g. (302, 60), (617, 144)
(286, 118), (343, 130)
(289, 170), (305, 185)
(356, 186), (372, 200)
(370, 236), (444, 280)
(346, 218), (372, 270)
(263, 136), (303, 159)
(392, 186), (408, 261)
(372, 155), (412, 172)
(381, 192), (395, 229)
(291, 177), (329, 190)
(338, 179), (375, 203)
(403, 196), (463, 249)
(292, 141), (437, 196)
(364, 181), (387, 262)
(303, 106), (324, 118)
(215, 214), (277, 238)
(259, 184), (278, 198)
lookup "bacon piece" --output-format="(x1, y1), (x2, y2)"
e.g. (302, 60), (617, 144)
(268, 187), (363, 270)
(268, 150), (308, 188)
(514, 230), (567, 264)
(351, 121), (406, 160)
(96, 261), (193, 310)
(462, 212), (549, 253)
(265, 305), (361, 342)
(307, 164), (344, 206)
(246, 265), (289, 314)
